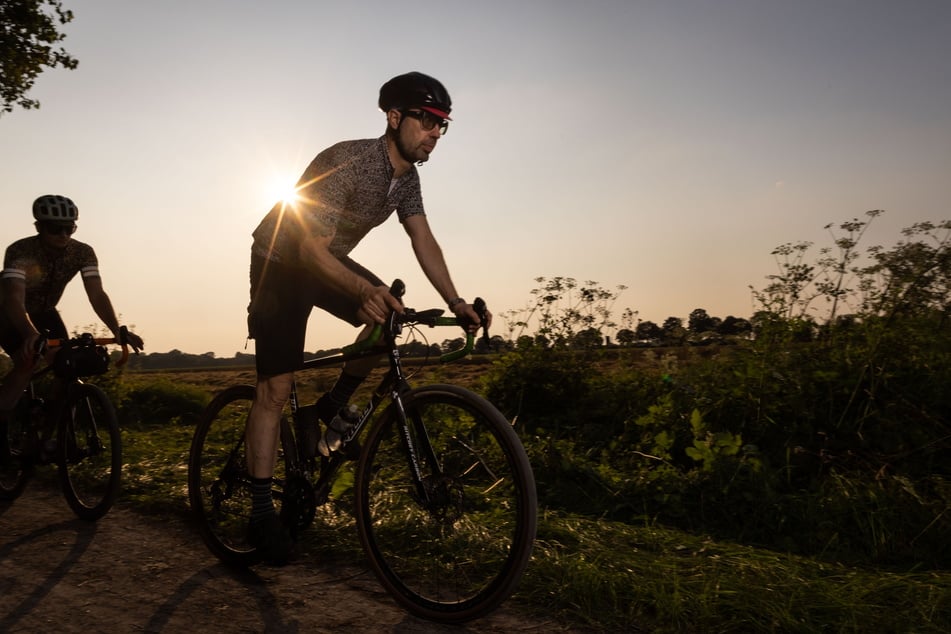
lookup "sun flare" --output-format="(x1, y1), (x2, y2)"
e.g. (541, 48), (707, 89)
(264, 175), (301, 207)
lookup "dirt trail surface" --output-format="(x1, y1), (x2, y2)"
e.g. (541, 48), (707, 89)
(0, 486), (583, 633)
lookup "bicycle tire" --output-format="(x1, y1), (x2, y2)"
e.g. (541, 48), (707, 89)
(354, 384), (537, 623)
(0, 415), (33, 500)
(188, 384), (283, 567)
(58, 383), (122, 521)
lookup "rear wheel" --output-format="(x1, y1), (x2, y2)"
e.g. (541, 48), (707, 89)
(355, 384), (537, 623)
(188, 385), (290, 566)
(58, 383), (122, 521)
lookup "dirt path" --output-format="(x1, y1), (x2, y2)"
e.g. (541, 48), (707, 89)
(0, 485), (583, 633)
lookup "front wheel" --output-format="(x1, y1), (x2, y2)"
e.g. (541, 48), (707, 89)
(0, 414), (33, 501)
(355, 384), (537, 623)
(57, 383), (122, 521)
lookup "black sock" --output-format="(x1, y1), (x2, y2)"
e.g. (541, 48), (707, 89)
(250, 476), (275, 519)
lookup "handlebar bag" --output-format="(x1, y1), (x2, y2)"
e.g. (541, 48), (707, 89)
(54, 341), (110, 378)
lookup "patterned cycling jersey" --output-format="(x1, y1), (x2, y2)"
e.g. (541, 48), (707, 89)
(252, 136), (425, 265)
(1, 236), (100, 314)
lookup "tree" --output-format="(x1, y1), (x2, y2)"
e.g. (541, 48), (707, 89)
(661, 316), (686, 345)
(634, 320), (662, 342)
(688, 308), (719, 333)
(441, 337), (465, 354)
(1, 0), (78, 114)
(515, 335), (535, 350)
(572, 327), (603, 349)
(615, 328), (636, 347)
(717, 315), (752, 337)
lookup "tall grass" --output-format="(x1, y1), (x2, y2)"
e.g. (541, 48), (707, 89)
(522, 512), (951, 632)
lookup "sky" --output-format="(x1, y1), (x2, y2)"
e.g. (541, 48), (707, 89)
(2, 0), (949, 356)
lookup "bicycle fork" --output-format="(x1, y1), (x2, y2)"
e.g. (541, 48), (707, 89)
(388, 390), (447, 510)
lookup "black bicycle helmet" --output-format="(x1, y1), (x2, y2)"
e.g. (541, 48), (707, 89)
(378, 72), (452, 118)
(33, 194), (79, 222)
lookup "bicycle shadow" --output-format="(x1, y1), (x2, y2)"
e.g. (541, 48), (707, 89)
(0, 496), (523, 633)
(141, 563), (297, 633)
(0, 515), (97, 632)
(142, 555), (495, 633)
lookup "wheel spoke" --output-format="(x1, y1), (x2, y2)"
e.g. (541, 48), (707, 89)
(355, 385), (536, 623)
(59, 384), (121, 521)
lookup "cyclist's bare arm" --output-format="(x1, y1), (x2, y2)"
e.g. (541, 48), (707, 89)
(402, 214), (490, 332)
(81, 276), (144, 351)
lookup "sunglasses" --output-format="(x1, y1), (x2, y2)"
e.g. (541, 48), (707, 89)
(402, 110), (449, 135)
(42, 222), (77, 236)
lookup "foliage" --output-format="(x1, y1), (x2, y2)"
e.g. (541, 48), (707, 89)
(485, 213), (951, 566)
(499, 276), (628, 348)
(0, 0), (78, 113)
(116, 378), (209, 428)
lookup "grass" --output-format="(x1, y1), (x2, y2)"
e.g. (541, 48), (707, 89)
(107, 365), (951, 632)
(519, 511), (951, 632)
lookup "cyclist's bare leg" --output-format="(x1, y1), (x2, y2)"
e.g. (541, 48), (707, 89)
(246, 372), (293, 479)
(245, 371), (295, 563)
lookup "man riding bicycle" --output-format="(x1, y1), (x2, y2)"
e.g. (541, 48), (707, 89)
(246, 71), (489, 564)
(0, 196), (144, 425)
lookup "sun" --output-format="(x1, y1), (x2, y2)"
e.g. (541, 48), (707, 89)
(263, 174), (301, 207)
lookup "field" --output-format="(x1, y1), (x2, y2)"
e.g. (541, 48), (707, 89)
(131, 356), (497, 403)
(110, 347), (951, 633)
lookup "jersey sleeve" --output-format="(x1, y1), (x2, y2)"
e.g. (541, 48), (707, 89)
(395, 171), (425, 221)
(2, 240), (29, 281)
(79, 243), (101, 278)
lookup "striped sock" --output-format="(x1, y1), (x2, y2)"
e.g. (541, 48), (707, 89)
(250, 476), (275, 519)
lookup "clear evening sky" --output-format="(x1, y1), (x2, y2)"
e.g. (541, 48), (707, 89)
(2, 1), (948, 356)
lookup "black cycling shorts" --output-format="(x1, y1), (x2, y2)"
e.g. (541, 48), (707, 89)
(247, 253), (383, 376)
(0, 308), (68, 358)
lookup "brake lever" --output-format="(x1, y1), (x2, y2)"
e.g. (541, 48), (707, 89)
(473, 297), (489, 344)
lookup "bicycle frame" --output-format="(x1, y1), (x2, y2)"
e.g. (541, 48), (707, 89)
(21, 331), (130, 446)
(280, 305), (482, 507)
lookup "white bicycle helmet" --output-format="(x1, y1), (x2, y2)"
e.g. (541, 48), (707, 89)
(33, 195), (79, 222)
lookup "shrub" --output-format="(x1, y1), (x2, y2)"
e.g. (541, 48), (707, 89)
(485, 214), (951, 565)
(116, 378), (209, 428)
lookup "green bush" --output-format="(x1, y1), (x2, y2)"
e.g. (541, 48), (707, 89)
(483, 215), (951, 566)
(115, 378), (209, 428)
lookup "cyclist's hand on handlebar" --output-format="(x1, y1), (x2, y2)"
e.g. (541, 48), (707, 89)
(120, 329), (145, 353)
(451, 301), (492, 334)
(357, 284), (405, 325)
